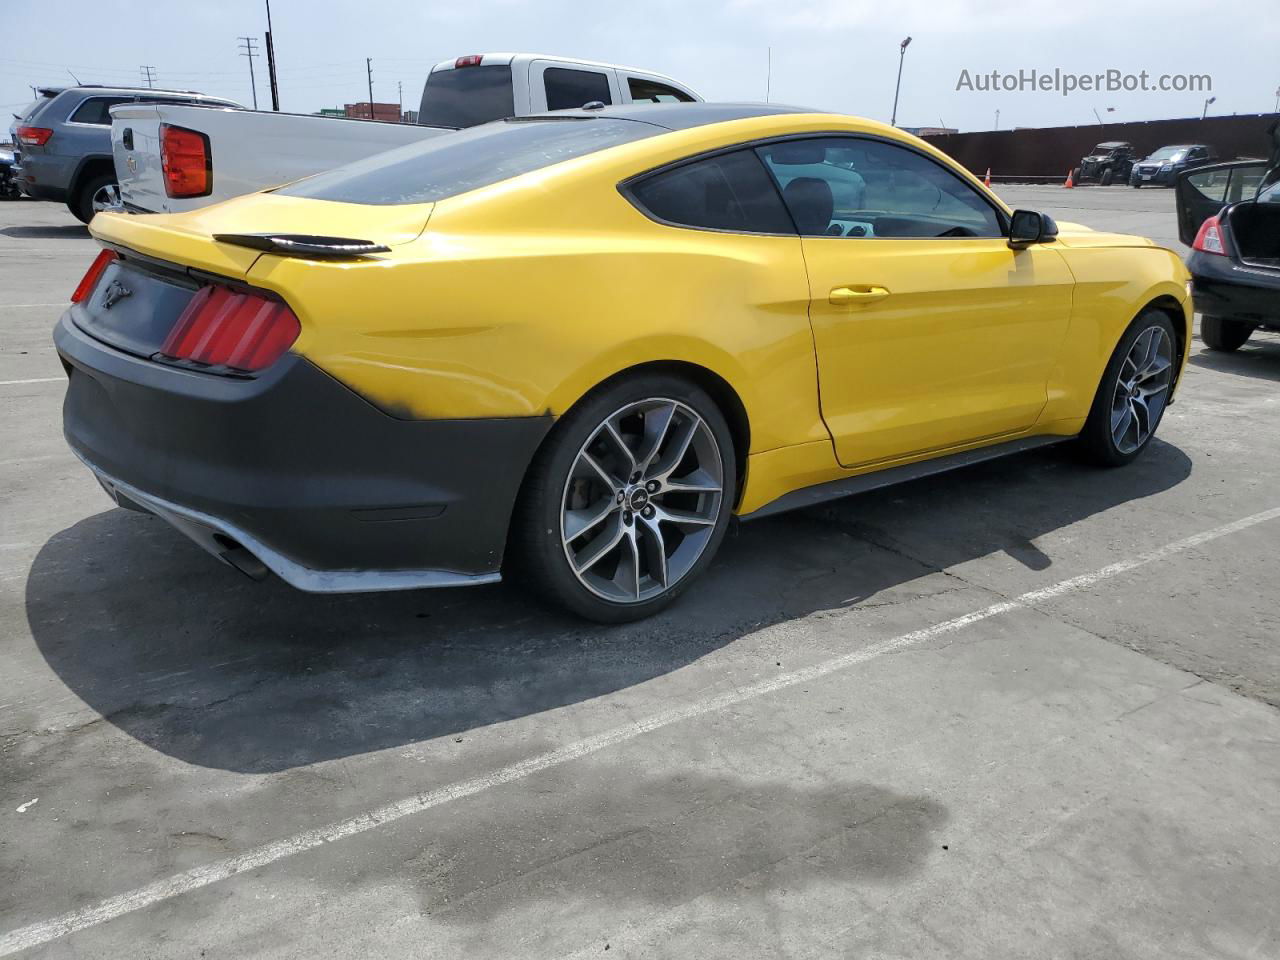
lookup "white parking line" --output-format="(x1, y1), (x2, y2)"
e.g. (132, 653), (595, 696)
(0, 303), (66, 309)
(3, 505), (1279, 957)
(0, 377), (63, 386)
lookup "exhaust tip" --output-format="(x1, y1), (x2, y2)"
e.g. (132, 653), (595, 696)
(212, 534), (270, 581)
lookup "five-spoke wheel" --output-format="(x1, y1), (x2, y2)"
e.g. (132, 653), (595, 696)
(515, 375), (735, 622)
(1080, 310), (1179, 466)
(1109, 324), (1173, 455)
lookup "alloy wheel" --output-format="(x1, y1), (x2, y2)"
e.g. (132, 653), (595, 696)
(560, 397), (724, 604)
(1110, 325), (1173, 454)
(91, 183), (122, 214)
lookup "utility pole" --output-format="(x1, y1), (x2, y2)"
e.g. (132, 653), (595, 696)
(889, 37), (911, 127)
(366, 58), (375, 119)
(1274, 86), (1278, 113)
(238, 36), (260, 110)
(264, 0), (280, 111)
(766, 47), (771, 103)
(994, 108), (1000, 130)
(140, 65), (156, 89)
(397, 80), (403, 121)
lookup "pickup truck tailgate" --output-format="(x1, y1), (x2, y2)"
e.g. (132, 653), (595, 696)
(112, 103), (168, 213)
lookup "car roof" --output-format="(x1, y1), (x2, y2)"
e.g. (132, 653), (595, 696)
(430, 52), (688, 80)
(60, 85), (237, 101)
(534, 102), (819, 130)
(1095, 141), (1131, 148)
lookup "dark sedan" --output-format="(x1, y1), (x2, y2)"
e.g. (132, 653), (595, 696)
(1131, 144), (1216, 188)
(1176, 132), (1280, 350)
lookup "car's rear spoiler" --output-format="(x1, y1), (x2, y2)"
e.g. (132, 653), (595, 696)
(213, 233), (391, 258)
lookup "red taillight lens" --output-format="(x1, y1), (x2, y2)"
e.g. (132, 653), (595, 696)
(160, 124), (211, 198)
(71, 249), (119, 303)
(16, 125), (53, 146)
(455, 55), (483, 68)
(160, 286), (300, 372)
(1192, 215), (1226, 255)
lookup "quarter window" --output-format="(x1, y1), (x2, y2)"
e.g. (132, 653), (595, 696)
(757, 137), (1004, 239)
(627, 78), (695, 103)
(628, 150), (795, 235)
(69, 97), (133, 125)
(544, 68), (612, 110)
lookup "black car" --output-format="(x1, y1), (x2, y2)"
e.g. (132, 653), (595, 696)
(1073, 141), (1136, 186)
(1176, 123), (1280, 351)
(0, 144), (20, 200)
(1130, 143), (1216, 188)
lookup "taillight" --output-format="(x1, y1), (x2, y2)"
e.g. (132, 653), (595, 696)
(71, 249), (119, 303)
(455, 54), (483, 68)
(16, 126), (53, 146)
(160, 124), (211, 198)
(160, 285), (300, 372)
(1192, 215), (1226, 256)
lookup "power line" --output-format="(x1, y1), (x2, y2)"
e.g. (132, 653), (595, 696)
(237, 36), (259, 109)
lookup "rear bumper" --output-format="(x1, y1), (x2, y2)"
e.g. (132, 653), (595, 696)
(1188, 250), (1280, 328)
(55, 312), (553, 592)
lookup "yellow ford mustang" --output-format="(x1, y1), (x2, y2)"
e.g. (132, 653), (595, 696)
(57, 103), (1191, 621)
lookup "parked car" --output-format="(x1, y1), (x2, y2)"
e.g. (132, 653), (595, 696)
(112, 53), (700, 214)
(0, 144), (20, 200)
(1130, 144), (1216, 187)
(9, 85), (241, 223)
(1176, 122), (1280, 351)
(58, 103), (1192, 621)
(1073, 141), (1137, 186)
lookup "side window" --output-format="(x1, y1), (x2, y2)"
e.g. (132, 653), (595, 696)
(544, 68), (612, 110)
(756, 137), (1004, 239)
(628, 149), (795, 235)
(68, 97), (134, 125)
(627, 78), (695, 103)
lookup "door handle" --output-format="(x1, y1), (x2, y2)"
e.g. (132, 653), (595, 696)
(829, 285), (890, 305)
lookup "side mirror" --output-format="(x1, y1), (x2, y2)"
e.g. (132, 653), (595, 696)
(1008, 209), (1058, 248)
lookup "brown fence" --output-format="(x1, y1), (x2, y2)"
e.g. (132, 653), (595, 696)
(923, 113), (1279, 181)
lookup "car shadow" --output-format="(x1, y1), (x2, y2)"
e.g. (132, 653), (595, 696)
(0, 223), (89, 239)
(1188, 336), (1280, 382)
(24, 440), (1192, 774)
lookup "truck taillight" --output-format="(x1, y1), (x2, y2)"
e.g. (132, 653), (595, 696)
(70, 249), (118, 303)
(160, 124), (211, 199)
(16, 125), (53, 146)
(455, 55), (483, 68)
(1192, 215), (1226, 256)
(160, 285), (300, 372)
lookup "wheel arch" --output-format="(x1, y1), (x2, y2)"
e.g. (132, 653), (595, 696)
(1138, 292), (1191, 390)
(69, 154), (115, 198)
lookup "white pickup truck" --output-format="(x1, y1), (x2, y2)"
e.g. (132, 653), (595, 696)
(111, 52), (699, 214)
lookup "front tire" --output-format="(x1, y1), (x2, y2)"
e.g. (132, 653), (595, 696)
(1078, 310), (1177, 467)
(1200, 315), (1254, 352)
(69, 173), (119, 224)
(1100, 168), (1115, 186)
(512, 373), (736, 623)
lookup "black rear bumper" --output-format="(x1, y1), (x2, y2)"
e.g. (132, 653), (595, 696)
(55, 312), (553, 591)
(1188, 250), (1280, 330)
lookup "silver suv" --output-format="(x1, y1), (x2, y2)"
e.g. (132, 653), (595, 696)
(9, 85), (241, 223)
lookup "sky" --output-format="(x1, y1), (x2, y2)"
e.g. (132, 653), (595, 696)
(4, 0), (1278, 133)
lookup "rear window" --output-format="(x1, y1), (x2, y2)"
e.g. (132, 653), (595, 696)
(419, 65), (515, 128)
(15, 96), (53, 122)
(276, 117), (662, 206)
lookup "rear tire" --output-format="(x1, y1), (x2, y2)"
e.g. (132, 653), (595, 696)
(1072, 166), (1083, 185)
(69, 172), (118, 224)
(1100, 168), (1114, 186)
(1200, 315), (1254, 352)
(1077, 310), (1178, 467)
(511, 373), (736, 623)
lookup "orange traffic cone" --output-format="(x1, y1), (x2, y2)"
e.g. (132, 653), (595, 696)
(1064, 169), (1074, 188)
(984, 167), (992, 187)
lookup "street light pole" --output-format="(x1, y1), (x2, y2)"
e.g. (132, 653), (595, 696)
(889, 36), (911, 127)
(264, 0), (280, 112)
(1202, 95), (1216, 120)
